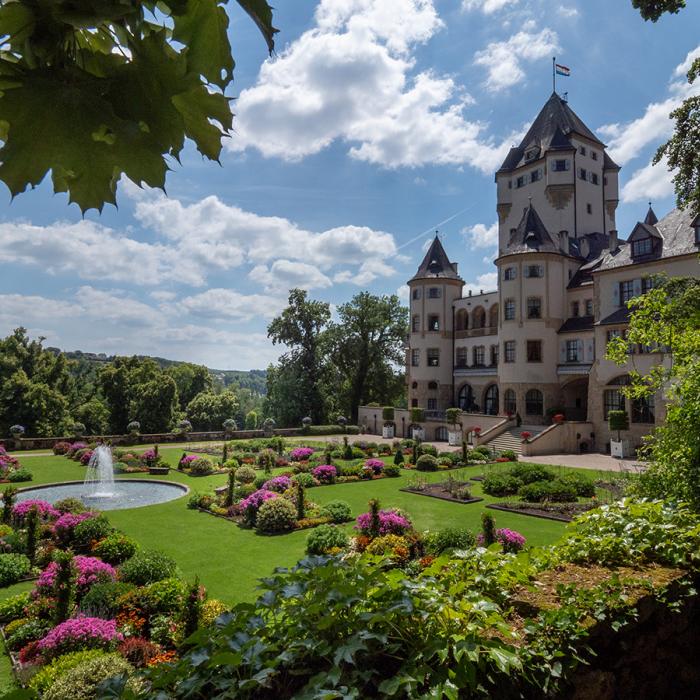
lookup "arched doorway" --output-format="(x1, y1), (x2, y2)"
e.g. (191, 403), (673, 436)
(484, 384), (499, 415)
(435, 426), (449, 442)
(456, 309), (468, 330)
(562, 378), (589, 421)
(457, 383), (475, 411)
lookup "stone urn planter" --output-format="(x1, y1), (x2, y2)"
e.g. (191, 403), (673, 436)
(382, 407), (395, 439)
(446, 408), (462, 446)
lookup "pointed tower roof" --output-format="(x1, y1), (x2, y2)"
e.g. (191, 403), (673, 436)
(498, 93), (604, 172)
(644, 203), (659, 226)
(410, 235), (463, 282)
(505, 201), (561, 255)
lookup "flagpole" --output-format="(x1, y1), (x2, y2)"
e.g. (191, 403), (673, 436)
(552, 56), (556, 94)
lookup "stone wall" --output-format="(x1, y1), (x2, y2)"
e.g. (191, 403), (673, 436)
(521, 422), (595, 456)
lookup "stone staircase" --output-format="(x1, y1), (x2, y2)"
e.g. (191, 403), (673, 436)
(482, 426), (544, 455)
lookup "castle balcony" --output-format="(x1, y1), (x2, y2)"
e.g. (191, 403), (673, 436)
(454, 365), (498, 378)
(455, 327), (498, 339)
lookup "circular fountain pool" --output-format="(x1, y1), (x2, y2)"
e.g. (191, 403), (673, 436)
(14, 480), (188, 511)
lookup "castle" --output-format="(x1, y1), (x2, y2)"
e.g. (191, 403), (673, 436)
(361, 92), (700, 455)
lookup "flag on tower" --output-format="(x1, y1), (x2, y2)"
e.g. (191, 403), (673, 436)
(555, 63), (571, 77)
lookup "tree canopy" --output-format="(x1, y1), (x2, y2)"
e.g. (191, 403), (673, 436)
(0, 0), (277, 212)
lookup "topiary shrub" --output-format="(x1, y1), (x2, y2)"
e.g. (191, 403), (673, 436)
(236, 466), (257, 484)
(425, 528), (476, 555)
(43, 652), (134, 700)
(0, 552), (31, 586)
(415, 454), (438, 472)
(189, 458), (214, 476)
(255, 498), (297, 533)
(91, 533), (138, 564)
(292, 472), (317, 488)
(305, 525), (349, 555)
(119, 550), (178, 586)
(321, 500), (351, 523)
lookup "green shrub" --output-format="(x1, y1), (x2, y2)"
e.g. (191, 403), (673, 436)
(43, 653), (134, 700)
(119, 550), (178, 586)
(511, 463), (554, 485)
(8, 468), (33, 482)
(305, 425), (360, 436)
(6, 618), (50, 651)
(0, 592), (29, 622)
(253, 475), (267, 489)
(92, 533), (138, 564)
(337, 464), (361, 477)
(292, 473), (316, 488)
(0, 552), (31, 586)
(471, 446), (492, 460)
(557, 473), (596, 498)
(321, 500), (352, 523)
(190, 458), (214, 476)
(482, 473), (521, 497)
(500, 450), (517, 462)
(72, 515), (113, 553)
(236, 466), (257, 484)
(223, 458), (240, 471)
(518, 479), (578, 503)
(393, 449), (404, 466)
(305, 525), (349, 555)
(80, 581), (135, 618)
(416, 454), (438, 472)
(54, 497), (88, 514)
(383, 464), (400, 477)
(29, 649), (108, 694)
(425, 528), (476, 555)
(421, 444), (438, 457)
(256, 498), (297, 533)
(144, 577), (187, 615)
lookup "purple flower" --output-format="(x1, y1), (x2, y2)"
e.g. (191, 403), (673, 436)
(12, 500), (60, 521)
(53, 511), (96, 543)
(37, 615), (122, 658)
(290, 447), (315, 461)
(239, 489), (278, 513)
(180, 455), (198, 466)
(311, 465), (337, 483)
(36, 556), (116, 596)
(477, 528), (526, 553)
(364, 459), (385, 474)
(355, 509), (412, 536)
(141, 449), (157, 461)
(262, 475), (292, 493)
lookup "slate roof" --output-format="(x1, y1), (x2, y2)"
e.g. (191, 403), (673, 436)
(558, 316), (595, 334)
(599, 308), (631, 326)
(644, 205), (658, 226)
(603, 151), (621, 171)
(504, 202), (562, 255)
(598, 207), (700, 271)
(410, 235), (463, 282)
(498, 93), (604, 173)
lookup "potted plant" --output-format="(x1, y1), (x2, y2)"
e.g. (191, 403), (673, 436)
(337, 415), (348, 433)
(410, 408), (425, 440)
(552, 413), (565, 424)
(608, 410), (630, 458)
(127, 421), (140, 437)
(520, 431), (532, 442)
(263, 418), (276, 437)
(9, 425), (25, 440)
(70, 422), (86, 439)
(177, 419), (193, 438)
(445, 408), (462, 446)
(222, 418), (237, 436)
(381, 407), (395, 439)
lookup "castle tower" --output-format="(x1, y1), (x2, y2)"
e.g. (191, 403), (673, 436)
(407, 235), (463, 413)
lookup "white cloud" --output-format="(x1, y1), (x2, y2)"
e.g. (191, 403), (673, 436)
(396, 284), (410, 302)
(180, 289), (283, 321)
(462, 271), (498, 295)
(474, 22), (560, 92)
(462, 221), (498, 248)
(150, 291), (177, 303)
(249, 260), (333, 293)
(557, 6), (579, 19)
(226, 0), (512, 173)
(621, 156), (674, 203)
(462, 0), (519, 14)
(673, 46), (700, 79)
(0, 294), (80, 325)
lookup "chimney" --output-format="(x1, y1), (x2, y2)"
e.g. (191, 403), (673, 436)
(609, 229), (618, 252)
(559, 230), (568, 252)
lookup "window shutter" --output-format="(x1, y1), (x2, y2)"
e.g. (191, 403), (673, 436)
(538, 265), (544, 277)
(524, 266), (531, 278)
(577, 339), (584, 361)
(613, 284), (620, 307)
(632, 279), (642, 297)
(585, 339), (594, 362)
(559, 341), (567, 363)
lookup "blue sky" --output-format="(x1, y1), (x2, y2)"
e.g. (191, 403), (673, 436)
(1, 0), (699, 370)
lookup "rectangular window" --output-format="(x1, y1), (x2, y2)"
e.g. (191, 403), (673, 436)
(579, 146), (587, 156)
(504, 299), (516, 320)
(590, 172), (599, 185)
(619, 280), (635, 304)
(642, 276), (658, 294)
(428, 314), (440, 331)
(586, 203), (593, 214)
(603, 389), (625, 420)
(632, 238), (653, 257)
(566, 339), (579, 362)
(473, 346), (485, 366)
(527, 297), (542, 319)
(504, 267), (517, 281)
(527, 340), (542, 363)
(427, 349), (440, 367)
(427, 398), (437, 411)
(632, 396), (655, 424)
(428, 287), (441, 299)
(591, 151), (598, 161)
(504, 340), (516, 363)
(411, 398), (418, 407)
(606, 329), (622, 343)
(530, 169), (541, 183)
(525, 265), (543, 278)
(585, 299), (594, 316)
(578, 167), (587, 181)
(516, 175), (525, 188)
(490, 345), (499, 366)
(456, 347), (467, 368)
(411, 349), (420, 367)
(411, 316), (420, 332)
(412, 288), (421, 300)
(571, 301), (580, 317)
(552, 159), (569, 172)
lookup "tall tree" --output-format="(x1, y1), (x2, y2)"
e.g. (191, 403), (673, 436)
(325, 293), (408, 423)
(129, 374), (179, 434)
(267, 289), (331, 425)
(167, 363), (213, 411)
(186, 390), (239, 431)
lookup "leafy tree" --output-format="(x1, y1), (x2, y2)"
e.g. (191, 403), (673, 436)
(0, 0), (277, 212)
(262, 362), (306, 428)
(631, 1), (686, 21)
(245, 410), (258, 430)
(607, 276), (700, 509)
(167, 363), (213, 411)
(267, 289), (331, 425)
(325, 292), (408, 423)
(72, 398), (110, 435)
(186, 390), (239, 432)
(129, 375), (179, 434)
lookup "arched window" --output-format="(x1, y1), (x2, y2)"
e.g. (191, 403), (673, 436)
(525, 389), (543, 415)
(435, 426), (449, 442)
(458, 384), (474, 411)
(484, 384), (499, 415)
(504, 389), (516, 414)
(456, 309), (468, 330)
(428, 381), (438, 391)
(473, 307), (486, 328)
(489, 304), (499, 328)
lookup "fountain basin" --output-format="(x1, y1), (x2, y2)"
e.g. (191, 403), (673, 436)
(14, 479), (188, 511)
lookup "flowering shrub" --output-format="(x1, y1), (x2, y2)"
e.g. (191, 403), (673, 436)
(37, 615), (123, 659)
(355, 509), (412, 537)
(12, 500), (60, 522)
(37, 556), (117, 597)
(141, 449), (157, 463)
(80, 450), (95, 465)
(477, 528), (526, 553)
(311, 465), (337, 484)
(238, 489), (278, 525)
(52, 441), (72, 455)
(179, 454), (198, 469)
(0, 452), (19, 469)
(68, 442), (88, 457)
(177, 419), (193, 433)
(53, 511), (96, 546)
(262, 475), (292, 493)
(290, 447), (314, 462)
(364, 459), (385, 475)
(520, 431), (532, 441)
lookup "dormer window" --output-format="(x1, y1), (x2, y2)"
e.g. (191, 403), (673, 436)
(525, 148), (538, 162)
(632, 237), (653, 257)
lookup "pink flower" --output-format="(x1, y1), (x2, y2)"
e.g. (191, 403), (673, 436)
(311, 465), (337, 483)
(355, 509), (412, 536)
(37, 616), (122, 658)
(53, 511), (96, 543)
(290, 447), (314, 461)
(364, 459), (384, 474)
(477, 528), (526, 553)
(12, 500), (60, 521)
(36, 556), (116, 596)
(238, 489), (277, 514)
(262, 476), (292, 493)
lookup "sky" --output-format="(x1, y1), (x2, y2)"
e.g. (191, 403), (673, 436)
(1, 0), (699, 370)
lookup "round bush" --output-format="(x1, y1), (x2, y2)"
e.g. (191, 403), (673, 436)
(0, 553), (31, 586)
(470, 446), (492, 460)
(144, 577), (187, 614)
(292, 472), (317, 488)
(119, 550), (178, 586)
(8, 468), (33, 482)
(28, 649), (108, 694)
(517, 479), (578, 503)
(92, 533), (138, 564)
(53, 497), (88, 514)
(383, 464), (400, 478)
(305, 525), (349, 555)
(190, 458), (214, 476)
(255, 498), (297, 533)
(425, 528), (476, 555)
(482, 473), (521, 497)
(416, 454), (438, 472)
(72, 515), (113, 553)
(511, 463), (555, 485)
(420, 444), (438, 457)
(322, 500), (352, 523)
(557, 473), (596, 497)
(236, 466), (257, 484)
(43, 652), (134, 700)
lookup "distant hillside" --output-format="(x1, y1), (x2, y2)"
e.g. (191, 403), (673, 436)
(47, 348), (267, 395)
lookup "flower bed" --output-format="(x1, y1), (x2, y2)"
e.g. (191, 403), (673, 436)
(0, 446), (32, 483)
(400, 477), (483, 505)
(487, 501), (598, 522)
